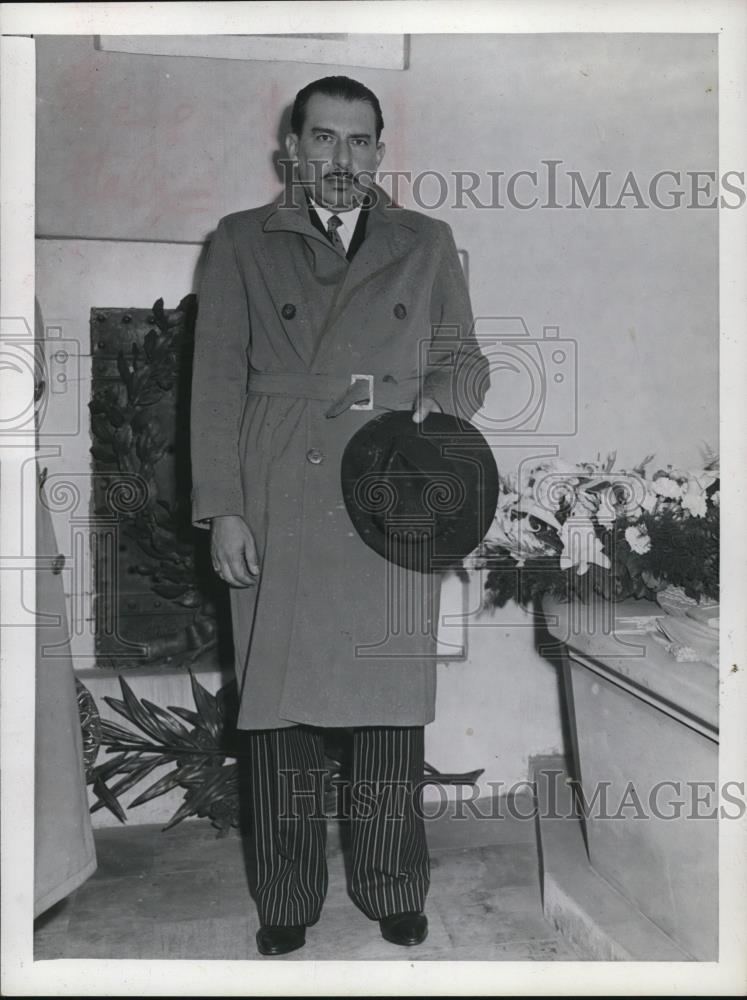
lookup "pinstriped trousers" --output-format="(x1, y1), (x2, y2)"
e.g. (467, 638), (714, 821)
(246, 725), (430, 925)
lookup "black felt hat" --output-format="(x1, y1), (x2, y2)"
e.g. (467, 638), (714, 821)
(340, 410), (499, 573)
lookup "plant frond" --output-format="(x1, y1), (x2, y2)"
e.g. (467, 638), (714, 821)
(105, 756), (172, 798)
(162, 764), (237, 830)
(188, 671), (221, 742)
(140, 698), (201, 746)
(129, 763), (206, 807)
(91, 775), (127, 823)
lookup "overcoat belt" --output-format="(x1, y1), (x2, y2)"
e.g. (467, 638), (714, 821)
(190, 188), (490, 730)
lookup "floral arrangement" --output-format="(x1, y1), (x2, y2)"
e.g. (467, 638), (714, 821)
(474, 451), (719, 610)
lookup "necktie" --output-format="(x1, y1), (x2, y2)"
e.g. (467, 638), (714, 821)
(326, 214), (345, 251)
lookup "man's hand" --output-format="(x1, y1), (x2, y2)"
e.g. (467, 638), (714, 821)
(210, 515), (260, 587)
(412, 395), (443, 423)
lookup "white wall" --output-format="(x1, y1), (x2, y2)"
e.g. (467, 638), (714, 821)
(35, 33), (717, 793)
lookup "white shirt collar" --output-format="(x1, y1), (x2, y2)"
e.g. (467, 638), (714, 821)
(308, 197), (362, 251)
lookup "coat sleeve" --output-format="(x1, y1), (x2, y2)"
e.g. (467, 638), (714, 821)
(422, 222), (490, 422)
(190, 217), (251, 529)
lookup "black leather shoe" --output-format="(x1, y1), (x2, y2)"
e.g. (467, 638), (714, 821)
(379, 912), (428, 946)
(256, 924), (306, 956)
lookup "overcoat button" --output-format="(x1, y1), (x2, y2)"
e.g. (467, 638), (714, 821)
(281, 303), (296, 320)
(306, 448), (324, 465)
(52, 553), (65, 575)
(394, 303), (407, 319)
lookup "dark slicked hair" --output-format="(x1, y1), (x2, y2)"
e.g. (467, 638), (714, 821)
(290, 76), (384, 141)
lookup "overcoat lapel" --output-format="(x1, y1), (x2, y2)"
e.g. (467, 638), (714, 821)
(309, 192), (419, 367)
(260, 195), (345, 367)
(326, 201), (417, 309)
(260, 186), (419, 370)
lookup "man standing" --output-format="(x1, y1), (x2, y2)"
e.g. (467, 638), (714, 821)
(190, 76), (489, 956)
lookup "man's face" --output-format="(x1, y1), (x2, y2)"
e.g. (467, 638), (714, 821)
(285, 93), (386, 211)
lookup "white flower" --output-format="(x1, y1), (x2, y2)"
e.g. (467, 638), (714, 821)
(712, 490), (720, 506)
(652, 476), (683, 499)
(559, 517), (611, 575)
(625, 524), (651, 554)
(572, 490), (598, 516)
(499, 472), (520, 495)
(606, 472), (650, 520)
(675, 470), (715, 519)
(689, 470), (718, 491)
(482, 502), (556, 563)
(640, 483), (659, 513)
(495, 490), (520, 512)
(680, 487), (707, 518)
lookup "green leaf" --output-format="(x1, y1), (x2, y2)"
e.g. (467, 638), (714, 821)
(129, 763), (201, 807)
(154, 564), (190, 585)
(168, 706), (201, 726)
(106, 756), (173, 798)
(176, 590), (201, 608)
(189, 672), (220, 743)
(114, 424), (133, 453)
(137, 387), (165, 407)
(172, 761), (208, 783)
(636, 453), (656, 472)
(108, 406), (126, 428)
(90, 444), (118, 464)
(162, 765), (235, 830)
(131, 409), (151, 433)
(143, 328), (158, 361)
(152, 582), (188, 600)
(89, 395), (108, 415)
(98, 717), (142, 743)
(133, 539), (167, 561)
(91, 776), (127, 823)
(117, 676), (173, 743)
(140, 699), (199, 745)
(90, 751), (129, 783)
(116, 351), (132, 389)
(91, 414), (113, 444)
(604, 450), (617, 472)
(102, 695), (136, 725)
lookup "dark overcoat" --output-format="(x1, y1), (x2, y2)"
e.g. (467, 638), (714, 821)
(190, 187), (489, 729)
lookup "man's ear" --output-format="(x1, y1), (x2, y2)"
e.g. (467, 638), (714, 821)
(285, 133), (299, 161)
(376, 141), (386, 169)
